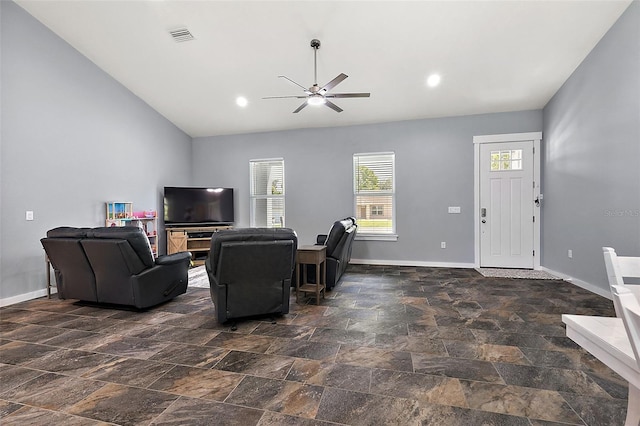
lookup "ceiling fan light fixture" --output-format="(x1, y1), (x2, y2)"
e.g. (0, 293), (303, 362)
(307, 95), (326, 106)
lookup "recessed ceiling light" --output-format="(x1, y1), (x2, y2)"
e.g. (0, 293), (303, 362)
(426, 74), (441, 88)
(236, 96), (248, 107)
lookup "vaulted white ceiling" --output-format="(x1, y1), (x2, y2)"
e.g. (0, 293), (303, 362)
(16, 0), (632, 138)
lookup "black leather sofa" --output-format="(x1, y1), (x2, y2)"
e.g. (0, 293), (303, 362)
(315, 217), (358, 290)
(205, 228), (297, 324)
(41, 226), (191, 309)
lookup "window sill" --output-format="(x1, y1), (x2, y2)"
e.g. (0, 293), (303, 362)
(355, 234), (398, 242)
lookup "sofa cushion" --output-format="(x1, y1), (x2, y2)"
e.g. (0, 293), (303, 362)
(41, 237), (97, 301)
(87, 226), (154, 268)
(323, 222), (345, 256)
(324, 217), (355, 258)
(46, 227), (90, 238)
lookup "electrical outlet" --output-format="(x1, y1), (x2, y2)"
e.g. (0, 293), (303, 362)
(568, 249), (573, 259)
(26, 211), (34, 221)
(448, 206), (461, 214)
(441, 242), (446, 249)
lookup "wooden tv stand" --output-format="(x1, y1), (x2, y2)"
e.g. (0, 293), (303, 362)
(166, 225), (232, 266)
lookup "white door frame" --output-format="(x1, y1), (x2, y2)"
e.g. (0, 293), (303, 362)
(473, 132), (542, 269)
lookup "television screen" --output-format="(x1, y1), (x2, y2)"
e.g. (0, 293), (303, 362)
(164, 187), (234, 225)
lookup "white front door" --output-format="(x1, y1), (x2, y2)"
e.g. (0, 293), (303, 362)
(479, 140), (535, 268)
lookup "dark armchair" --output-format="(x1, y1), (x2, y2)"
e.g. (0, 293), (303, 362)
(205, 228), (297, 324)
(41, 226), (191, 309)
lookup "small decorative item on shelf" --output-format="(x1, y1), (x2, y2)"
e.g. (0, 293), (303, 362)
(105, 202), (158, 257)
(106, 202), (133, 220)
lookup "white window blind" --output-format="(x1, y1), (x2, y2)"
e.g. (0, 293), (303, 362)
(353, 152), (395, 235)
(249, 158), (285, 228)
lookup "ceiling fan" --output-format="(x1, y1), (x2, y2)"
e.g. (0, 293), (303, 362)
(263, 39), (370, 113)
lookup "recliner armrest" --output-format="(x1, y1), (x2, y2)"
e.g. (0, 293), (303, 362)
(316, 234), (327, 245)
(156, 251), (192, 266)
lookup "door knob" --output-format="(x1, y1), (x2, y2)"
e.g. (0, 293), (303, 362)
(481, 219), (486, 224)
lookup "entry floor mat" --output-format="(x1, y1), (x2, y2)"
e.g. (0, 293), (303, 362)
(475, 268), (559, 280)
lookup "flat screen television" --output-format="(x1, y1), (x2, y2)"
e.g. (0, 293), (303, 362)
(164, 187), (234, 226)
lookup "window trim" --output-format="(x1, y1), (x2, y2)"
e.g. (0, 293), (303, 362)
(249, 158), (285, 228)
(353, 151), (397, 241)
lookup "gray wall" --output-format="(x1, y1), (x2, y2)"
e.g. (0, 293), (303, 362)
(0, 2), (192, 302)
(192, 111), (542, 264)
(542, 0), (640, 293)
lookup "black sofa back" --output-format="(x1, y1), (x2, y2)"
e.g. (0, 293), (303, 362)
(41, 226), (191, 309)
(41, 227), (96, 301)
(206, 228), (298, 324)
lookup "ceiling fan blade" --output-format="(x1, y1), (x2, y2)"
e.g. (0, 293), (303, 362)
(325, 93), (371, 98)
(293, 102), (308, 113)
(324, 100), (343, 113)
(320, 73), (348, 94)
(262, 95), (308, 99)
(278, 75), (311, 93)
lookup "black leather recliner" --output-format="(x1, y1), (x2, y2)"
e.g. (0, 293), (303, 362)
(205, 228), (297, 324)
(315, 217), (358, 290)
(41, 226), (191, 309)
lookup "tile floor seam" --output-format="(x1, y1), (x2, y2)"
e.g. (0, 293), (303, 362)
(550, 395), (589, 426)
(145, 394), (186, 426)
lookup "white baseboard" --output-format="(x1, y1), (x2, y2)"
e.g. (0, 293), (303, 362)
(539, 266), (611, 300)
(349, 258), (475, 269)
(0, 287), (57, 307)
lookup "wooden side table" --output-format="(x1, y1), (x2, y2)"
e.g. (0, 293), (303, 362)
(296, 245), (326, 305)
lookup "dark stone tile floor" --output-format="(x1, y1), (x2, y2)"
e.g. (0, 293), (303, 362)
(0, 265), (627, 425)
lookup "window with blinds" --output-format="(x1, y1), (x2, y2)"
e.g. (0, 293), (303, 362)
(249, 158), (285, 228)
(353, 152), (395, 235)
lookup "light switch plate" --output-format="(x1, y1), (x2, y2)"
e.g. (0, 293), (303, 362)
(448, 206), (461, 214)
(26, 211), (34, 221)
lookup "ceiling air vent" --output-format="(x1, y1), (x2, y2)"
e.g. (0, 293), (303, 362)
(169, 28), (194, 43)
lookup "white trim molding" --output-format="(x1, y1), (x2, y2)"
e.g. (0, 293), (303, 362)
(473, 131), (542, 269)
(355, 234), (399, 242)
(350, 258), (475, 269)
(473, 132), (542, 145)
(0, 287), (57, 307)
(540, 266), (612, 300)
